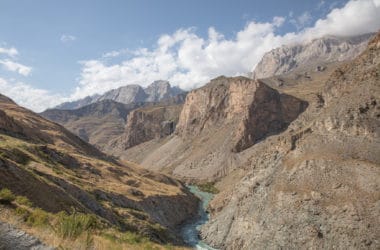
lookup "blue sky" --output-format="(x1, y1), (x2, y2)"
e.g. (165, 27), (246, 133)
(0, 0), (379, 111)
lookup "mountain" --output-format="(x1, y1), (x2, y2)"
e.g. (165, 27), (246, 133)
(200, 33), (380, 248)
(54, 80), (184, 110)
(111, 102), (183, 151)
(119, 32), (380, 249)
(251, 33), (373, 80)
(54, 94), (100, 110)
(144, 80), (184, 102)
(41, 100), (145, 151)
(122, 76), (307, 180)
(41, 93), (187, 153)
(0, 93), (198, 248)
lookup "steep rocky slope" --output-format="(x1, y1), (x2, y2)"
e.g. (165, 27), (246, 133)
(123, 76), (307, 180)
(41, 94), (187, 153)
(0, 93), (198, 247)
(113, 104), (183, 150)
(251, 33), (372, 80)
(55, 80), (183, 110)
(41, 100), (144, 151)
(200, 32), (380, 249)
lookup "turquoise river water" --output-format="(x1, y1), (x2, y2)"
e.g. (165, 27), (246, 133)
(181, 185), (218, 250)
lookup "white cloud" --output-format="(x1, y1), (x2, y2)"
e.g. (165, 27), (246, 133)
(0, 59), (32, 76)
(0, 47), (18, 57)
(303, 0), (380, 38)
(70, 0), (379, 100)
(290, 11), (312, 30)
(0, 78), (65, 112)
(1, 0), (380, 112)
(60, 34), (76, 43)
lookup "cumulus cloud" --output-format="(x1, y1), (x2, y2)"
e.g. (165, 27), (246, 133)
(0, 59), (32, 76)
(290, 11), (312, 30)
(1, 0), (380, 112)
(0, 78), (65, 112)
(303, 0), (380, 38)
(72, 0), (380, 100)
(60, 34), (76, 43)
(0, 47), (18, 57)
(72, 19), (298, 99)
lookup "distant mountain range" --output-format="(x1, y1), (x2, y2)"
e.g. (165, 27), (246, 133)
(54, 80), (184, 110)
(251, 33), (373, 79)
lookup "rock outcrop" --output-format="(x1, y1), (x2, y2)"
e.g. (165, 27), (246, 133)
(251, 33), (373, 79)
(119, 104), (182, 149)
(176, 76), (307, 152)
(0, 221), (53, 250)
(200, 32), (380, 249)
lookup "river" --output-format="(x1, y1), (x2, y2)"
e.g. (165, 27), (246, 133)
(181, 185), (218, 250)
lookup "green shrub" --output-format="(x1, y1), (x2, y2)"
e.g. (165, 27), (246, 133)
(26, 208), (49, 227)
(15, 196), (33, 207)
(0, 188), (15, 202)
(56, 211), (97, 239)
(15, 207), (29, 218)
(119, 231), (148, 244)
(11, 149), (30, 165)
(198, 182), (219, 194)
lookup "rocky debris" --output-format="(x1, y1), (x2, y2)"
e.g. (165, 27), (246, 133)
(52, 80), (184, 110)
(200, 32), (380, 249)
(251, 33), (373, 79)
(0, 221), (53, 250)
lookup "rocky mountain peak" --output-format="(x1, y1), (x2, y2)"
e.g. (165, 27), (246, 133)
(251, 33), (373, 79)
(52, 81), (184, 110)
(144, 80), (183, 102)
(97, 84), (147, 104)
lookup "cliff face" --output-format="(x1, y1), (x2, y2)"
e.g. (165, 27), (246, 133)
(251, 33), (372, 79)
(176, 76), (307, 152)
(124, 76), (306, 180)
(200, 32), (380, 249)
(119, 104), (182, 149)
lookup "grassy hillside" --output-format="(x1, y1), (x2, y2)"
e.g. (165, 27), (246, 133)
(0, 94), (197, 249)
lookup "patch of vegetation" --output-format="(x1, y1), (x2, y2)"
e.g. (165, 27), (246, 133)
(0, 188), (16, 203)
(197, 182), (219, 194)
(56, 211), (98, 239)
(102, 231), (149, 245)
(15, 207), (29, 217)
(26, 208), (50, 227)
(15, 195), (33, 207)
(0, 148), (31, 165)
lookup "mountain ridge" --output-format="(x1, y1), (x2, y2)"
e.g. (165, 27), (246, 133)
(251, 33), (374, 79)
(54, 80), (184, 110)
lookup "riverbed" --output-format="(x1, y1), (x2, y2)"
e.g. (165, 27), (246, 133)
(181, 185), (218, 250)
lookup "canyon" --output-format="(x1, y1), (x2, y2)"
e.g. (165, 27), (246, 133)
(1, 32), (379, 249)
